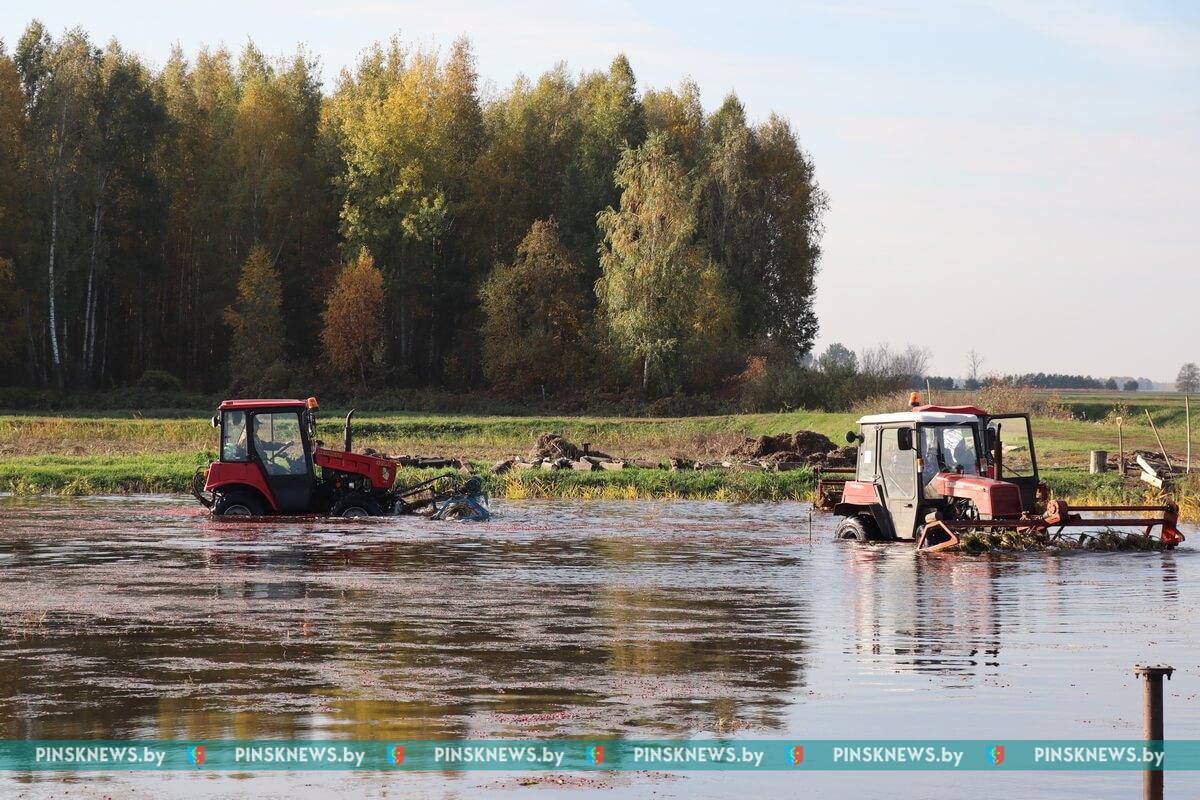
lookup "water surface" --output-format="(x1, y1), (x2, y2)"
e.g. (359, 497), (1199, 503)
(0, 496), (1197, 798)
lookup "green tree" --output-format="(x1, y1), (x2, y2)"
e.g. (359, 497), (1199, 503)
(1123, 379), (1139, 392)
(224, 245), (285, 390)
(643, 80), (703, 168)
(15, 23), (100, 387)
(817, 342), (857, 374)
(696, 98), (826, 359)
(0, 45), (29, 380)
(328, 38), (484, 385)
(471, 66), (581, 275)
(1105, 377), (1118, 391)
(1177, 362), (1199, 394)
(479, 219), (590, 394)
(597, 133), (734, 395)
(566, 55), (645, 268)
(748, 114), (825, 355)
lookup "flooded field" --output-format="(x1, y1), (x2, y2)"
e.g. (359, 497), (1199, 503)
(0, 495), (1197, 798)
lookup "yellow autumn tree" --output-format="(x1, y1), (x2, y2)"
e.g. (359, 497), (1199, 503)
(321, 249), (384, 386)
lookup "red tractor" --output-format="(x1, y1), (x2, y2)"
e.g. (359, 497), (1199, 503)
(829, 395), (1183, 551)
(195, 397), (486, 519)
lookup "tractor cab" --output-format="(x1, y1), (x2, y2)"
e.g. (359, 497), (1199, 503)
(836, 398), (1041, 541)
(208, 398), (319, 514)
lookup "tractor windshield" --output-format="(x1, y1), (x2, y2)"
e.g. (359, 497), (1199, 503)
(252, 412), (307, 476)
(919, 424), (979, 483)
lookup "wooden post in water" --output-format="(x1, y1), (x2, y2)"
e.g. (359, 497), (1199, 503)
(1133, 664), (1173, 800)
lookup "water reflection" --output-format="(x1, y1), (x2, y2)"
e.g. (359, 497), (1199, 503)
(844, 546), (1008, 678)
(0, 498), (810, 741)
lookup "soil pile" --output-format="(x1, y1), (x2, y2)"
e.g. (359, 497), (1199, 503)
(529, 433), (583, 461)
(732, 431), (837, 463)
(526, 433), (611, 463)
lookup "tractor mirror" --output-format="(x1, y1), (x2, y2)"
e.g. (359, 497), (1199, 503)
(986, 427), (997, 451)
(211, 415), (220, 428)
(897, 428), (914, 451)
(846, 430), (861, 444)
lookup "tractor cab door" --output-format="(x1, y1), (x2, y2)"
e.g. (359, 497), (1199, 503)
(986, 414), (1039, 511)
(878, 426), (920, 539)
(249, 410), (314, 513)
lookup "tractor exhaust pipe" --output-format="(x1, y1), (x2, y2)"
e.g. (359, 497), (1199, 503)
(344, 409), (355, 453)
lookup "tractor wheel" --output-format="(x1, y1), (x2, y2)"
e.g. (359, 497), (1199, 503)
(331, 494), (383, 518)
(213, 489), (267, 517)
(836, 515), (882, 542)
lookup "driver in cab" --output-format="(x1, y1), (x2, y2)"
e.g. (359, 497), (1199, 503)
(252, 417), (305, 475)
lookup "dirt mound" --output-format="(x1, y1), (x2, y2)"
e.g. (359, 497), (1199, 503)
(528, 433), (610, 462)
(810, 445), (857, 467)
(530, 433), (582, 461)
(733, 430), (837, 461)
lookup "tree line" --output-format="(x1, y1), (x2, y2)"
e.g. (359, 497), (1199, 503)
(0, 22), (827, 402)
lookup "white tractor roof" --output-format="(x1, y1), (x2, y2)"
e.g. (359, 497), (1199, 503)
(856, 411), (981, 426)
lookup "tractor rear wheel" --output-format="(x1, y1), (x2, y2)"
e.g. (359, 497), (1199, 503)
(213, 489), (267, 517)
(331, 494), (383, 518)
(836, 515), (882, 542)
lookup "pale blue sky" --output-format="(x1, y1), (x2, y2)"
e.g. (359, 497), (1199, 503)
(4, 1), (1198, 381)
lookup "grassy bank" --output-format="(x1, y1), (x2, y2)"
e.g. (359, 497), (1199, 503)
(0, 454), (814, 502)
(2, 453), (1195, 519)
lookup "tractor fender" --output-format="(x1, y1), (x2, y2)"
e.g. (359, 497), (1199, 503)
(833, 481), (896, 539)
(208, 482), (276, 513)
(834, 503), (896, 540)
(204, 462), (279, 511)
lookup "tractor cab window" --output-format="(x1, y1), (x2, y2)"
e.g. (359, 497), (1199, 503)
(221, 411), (249, 462)
(919, 425), (979, 480)
(879, 428), (916, 500)
(251, 412), (307, 477)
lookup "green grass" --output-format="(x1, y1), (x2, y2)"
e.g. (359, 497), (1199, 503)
(0, 452), (212, 495)
(0, 455), (813, 502)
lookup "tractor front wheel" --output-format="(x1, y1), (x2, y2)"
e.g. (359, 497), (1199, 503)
(836, 515), (882, 542)
(213, 489), (267, 517)
(331, 494), (383, 518)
